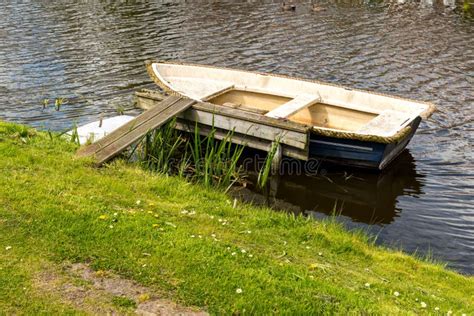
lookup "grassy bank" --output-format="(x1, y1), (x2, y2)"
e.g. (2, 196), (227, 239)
(0, 122), (472, 314)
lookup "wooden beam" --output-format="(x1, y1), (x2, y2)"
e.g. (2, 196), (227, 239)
(193, 101), (310, 134)
(220, 102), (268, 115)
(135, 89), (166, 110)
(174, 119), (309, 161)
(135, 89), (166, 101)
(179, 109), (307, 150)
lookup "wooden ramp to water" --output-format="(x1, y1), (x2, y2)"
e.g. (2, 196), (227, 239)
(76, 96), (195, 166)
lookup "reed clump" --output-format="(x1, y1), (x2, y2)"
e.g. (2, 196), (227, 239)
(257, 138), (281, 188)
(137, 120), (246, 191)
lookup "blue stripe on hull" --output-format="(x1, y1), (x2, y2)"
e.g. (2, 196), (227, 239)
(309, 136), (386, 169)
(308, 117), (421, 170)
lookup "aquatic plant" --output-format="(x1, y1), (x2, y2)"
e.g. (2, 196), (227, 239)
(42, 98), (49, 110)
(257, 137), (281, 188)
(68, 124), (80, 145)
(116, 105), (125, 115)
(54, 97), (68, 111)
(139, 120), (245, 190)
(141, 119), (185, 175)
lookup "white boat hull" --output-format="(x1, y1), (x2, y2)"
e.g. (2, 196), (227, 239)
(69, 115), (135, 145)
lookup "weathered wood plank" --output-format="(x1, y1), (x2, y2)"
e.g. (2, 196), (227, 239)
(93, 98), (195, 166)
(77, 96), (181, 157)
(201, 85), (234, 101)
(174, 120), (309, 160)
(192, 101), (311, 134)
(220, 102), (268, 115)
(135, 90), (311, 133)
(178, 109), (307, 150)
(265, 94), (320, 119)
(136, 96), (163, 111)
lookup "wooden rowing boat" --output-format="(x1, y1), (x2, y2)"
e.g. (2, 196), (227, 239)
(145, 60), (435, 170)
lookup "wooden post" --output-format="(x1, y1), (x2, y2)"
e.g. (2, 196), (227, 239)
(268, 173), (281, 200)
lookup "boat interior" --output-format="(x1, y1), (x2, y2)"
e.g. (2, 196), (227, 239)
(151, 62), (434, 137)
(203, 87), (412, 136)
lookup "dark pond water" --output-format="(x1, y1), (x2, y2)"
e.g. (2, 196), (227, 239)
(0, 1), (472, 273)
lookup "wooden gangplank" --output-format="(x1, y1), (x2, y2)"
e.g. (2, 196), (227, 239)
(77, 96), (195, 166)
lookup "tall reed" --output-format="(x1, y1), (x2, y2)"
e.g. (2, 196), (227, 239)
(141, 119), (185, 175)
(139, 120), (245, 190)
(257, 137), (281, 188)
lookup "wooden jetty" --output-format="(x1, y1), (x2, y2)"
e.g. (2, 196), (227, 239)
(77, 96), (195, 166)
(76, 90), (310, 168)
(135, 89), (312, 162)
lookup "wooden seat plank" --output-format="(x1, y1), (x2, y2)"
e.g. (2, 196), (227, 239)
(265, 94), (321, 119)
(357, 110), (412, 136)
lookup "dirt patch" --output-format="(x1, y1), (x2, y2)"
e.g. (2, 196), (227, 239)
(35, 262), (207, 315)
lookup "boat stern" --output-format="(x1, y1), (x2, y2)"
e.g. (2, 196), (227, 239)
(309, 116), (422, 170)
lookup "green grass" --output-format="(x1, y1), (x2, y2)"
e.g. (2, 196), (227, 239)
(0, 121), (472, 314)
(112, 296), (137, 309)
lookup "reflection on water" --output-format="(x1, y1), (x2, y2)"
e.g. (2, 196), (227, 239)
(234, 150), (424, 225)
(0, 1), (472, 273)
